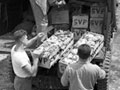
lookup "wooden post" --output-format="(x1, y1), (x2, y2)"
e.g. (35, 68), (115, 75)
(106, 12), (111, 51)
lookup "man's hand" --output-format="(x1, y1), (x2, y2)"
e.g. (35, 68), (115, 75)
(32, 53), (39, 63)
(25, 32), (45, 48)
(37, 32), (45, 38)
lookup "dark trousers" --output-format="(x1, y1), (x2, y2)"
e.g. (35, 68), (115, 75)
(14, 76), (32, 90)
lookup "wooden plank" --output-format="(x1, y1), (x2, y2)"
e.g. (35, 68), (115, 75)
(0, 54), (9, 62)
(0, 39), (14, 53)
(104, 12), (111, 50)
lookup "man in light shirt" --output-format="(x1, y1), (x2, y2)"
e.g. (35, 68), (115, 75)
(11, 29), (44, 90)
(61, 44), (106, 90)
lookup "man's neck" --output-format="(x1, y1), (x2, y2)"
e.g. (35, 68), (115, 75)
(78, 58), (90, 64)
(14, 43), (24, 51)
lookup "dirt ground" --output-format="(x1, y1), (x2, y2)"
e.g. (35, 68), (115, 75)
(109, 1), (120, 90)
(0, 55), (14, 90)
(109, 34), (120, 90)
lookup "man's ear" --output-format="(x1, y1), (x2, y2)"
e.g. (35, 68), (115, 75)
(19, 35), (24, 42)
(19, 37), (24, 44)
(19, 38), (22, 42)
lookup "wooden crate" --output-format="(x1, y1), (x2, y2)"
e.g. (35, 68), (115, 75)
(90, 4), (105, 18)
(90, 17), (103, 34)
(72, 15), (89, 28)
(71, 28), (86, 41)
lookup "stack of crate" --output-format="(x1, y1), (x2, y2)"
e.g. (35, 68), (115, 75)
(90, 3), (105, 34)
(71, 4), (88, 41)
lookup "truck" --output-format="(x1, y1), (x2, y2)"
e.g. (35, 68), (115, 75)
(0, 0), (117, 90)
(30, 0), (116, 90)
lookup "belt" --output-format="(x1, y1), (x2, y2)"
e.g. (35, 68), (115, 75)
(16, 75), (32, 79)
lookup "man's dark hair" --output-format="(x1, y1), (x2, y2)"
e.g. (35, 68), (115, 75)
(14, 29), (27, 42)
(77, 44), (91, 60)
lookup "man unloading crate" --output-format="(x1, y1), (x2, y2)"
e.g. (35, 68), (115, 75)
(11, 29), (45, 90)
(61, 44), (106, 90)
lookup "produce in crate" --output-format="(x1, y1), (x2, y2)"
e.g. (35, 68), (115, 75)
(59, 47), (79, 74)
(59, 31), (104, 73)
(74, 31), (104, 58)
(33, 30), (74, 69)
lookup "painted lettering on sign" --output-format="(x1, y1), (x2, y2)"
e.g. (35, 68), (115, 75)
(91, 6), (105, 17)
(90, 19), (103, 26)
(90, 18), (103, 34)
(73, 29), (81, 40)
(74, 19), (87, 26)
(72, 15), (88, 28)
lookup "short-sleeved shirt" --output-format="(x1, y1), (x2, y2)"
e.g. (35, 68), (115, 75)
(11, 45), (31, 78)
(61, 61), (106, 90)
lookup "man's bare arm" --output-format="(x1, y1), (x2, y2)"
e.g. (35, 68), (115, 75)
(26, 32), (45, 48)
(22, 54), (39, 77)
